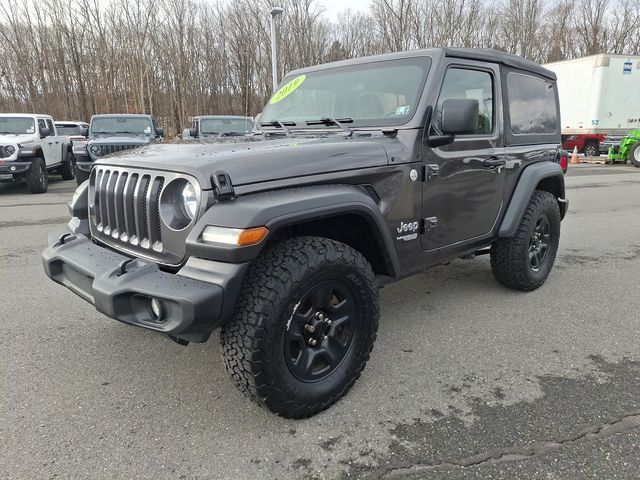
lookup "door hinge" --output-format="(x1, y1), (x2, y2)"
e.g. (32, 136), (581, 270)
(423, 164), (440, 182)
(422, 216), (438, 232)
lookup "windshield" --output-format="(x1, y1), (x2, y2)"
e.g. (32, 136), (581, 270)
(91, 117), (154, 135)
(199, 117), (252, 135)
(260, 57), (430, 129)
(56, 125), (84, 135)
(0, 117), (36, 135)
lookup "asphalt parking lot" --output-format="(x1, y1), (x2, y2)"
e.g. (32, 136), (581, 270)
(2, 163), (640, 479)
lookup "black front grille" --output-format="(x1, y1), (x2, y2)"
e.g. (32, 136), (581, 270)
(88, 166), (201, 266)
(93, 167), (164, 249)
(101, 144), (141, 156)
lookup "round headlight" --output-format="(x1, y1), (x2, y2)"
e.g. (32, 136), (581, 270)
(4, 145), (16, 156)
(181, 182), (198, 220)
(89, 144), (101, 156)
(160, 179), (199, 231)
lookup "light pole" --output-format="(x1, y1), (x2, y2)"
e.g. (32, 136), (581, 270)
(270, 6), (284, 92)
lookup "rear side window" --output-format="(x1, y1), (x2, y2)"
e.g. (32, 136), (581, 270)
(507, 73), (557, 135)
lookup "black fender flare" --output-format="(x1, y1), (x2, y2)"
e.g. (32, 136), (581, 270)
(186, 184), (400, 276)
(62, 142), (74, 161)
(498, 161), (567, 238)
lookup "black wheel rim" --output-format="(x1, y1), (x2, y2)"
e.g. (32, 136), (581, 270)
(38, 164), (45, 185)
(284, 280), (358, 382)
(586, 145), (595, 156)
(529, 214), (551, 271)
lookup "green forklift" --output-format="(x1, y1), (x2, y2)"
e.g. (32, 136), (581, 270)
(607, 129), (640, 167)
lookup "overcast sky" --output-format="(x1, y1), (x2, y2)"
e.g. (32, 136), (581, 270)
(318, 0), (371, 19)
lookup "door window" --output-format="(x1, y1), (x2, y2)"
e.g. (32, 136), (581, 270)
(46, 119), (55, 135)
(38, 119), (47, 135)
(434, 68), (494, 135)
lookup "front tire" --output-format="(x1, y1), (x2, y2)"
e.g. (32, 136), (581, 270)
(490, 191), (560, 291)
(76, 169), (89, 185)
(221, 236), (379, 418)
(630, 142), (640, 168)
(26, 158), (48, 194)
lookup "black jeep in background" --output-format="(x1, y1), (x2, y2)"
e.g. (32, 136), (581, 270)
(75, 114), (163, 185)
(43, 48), (567, 418)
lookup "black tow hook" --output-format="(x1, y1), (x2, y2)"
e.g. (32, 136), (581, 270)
(59, 233), (72, 245)
(116, 259), (134, 276)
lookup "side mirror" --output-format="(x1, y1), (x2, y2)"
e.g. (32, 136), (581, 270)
(155, 127), (164, 137)
(189, 128), (197, 138)
(80, 127), (89, 137)
(441, 98), (479, 135)
(40, 127), (51, 138)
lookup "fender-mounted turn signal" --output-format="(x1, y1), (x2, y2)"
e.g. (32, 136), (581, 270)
(201, 226), (268, 246)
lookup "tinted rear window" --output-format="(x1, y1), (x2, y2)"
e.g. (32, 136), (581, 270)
(56, 125), (82, 135)
(507, 73), (557, 135)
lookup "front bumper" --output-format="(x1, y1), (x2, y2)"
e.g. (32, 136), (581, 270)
(42, 231), (249, 342)
(76, 156), (92, 173)
(0, 161), (31, 176)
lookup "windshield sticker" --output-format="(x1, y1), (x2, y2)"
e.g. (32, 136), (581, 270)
(269, 75), (306, 104)
(26, 126), (35, 133)
(395, 105), (410, 115)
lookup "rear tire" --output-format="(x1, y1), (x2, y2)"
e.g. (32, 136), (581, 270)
(76, 169), (89, 185)
(583, 141), (598, 158)
(26, 158), (48, 194)
(220, 236), (379, 418)
(490, 191), (560, 291)
(630, 142), (640, 168)
(60, 153), (75, 180)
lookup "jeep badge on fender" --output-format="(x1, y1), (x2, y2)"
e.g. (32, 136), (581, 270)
(42, 48), (568, 418)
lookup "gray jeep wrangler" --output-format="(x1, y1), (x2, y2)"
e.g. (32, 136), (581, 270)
(75, 114), (163, 185)
(43, 48), (568, 418)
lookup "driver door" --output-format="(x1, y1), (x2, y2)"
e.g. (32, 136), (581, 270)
(421, 61), (506, 252)
(37, 118), (57, 166)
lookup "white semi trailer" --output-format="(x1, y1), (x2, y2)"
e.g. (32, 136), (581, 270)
(544, 54), (640, 156)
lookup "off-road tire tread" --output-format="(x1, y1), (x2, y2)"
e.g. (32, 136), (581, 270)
(76, 169), (89, 185)
(220, 236), (379, 418)
(26, 158), (47, 194)
(490, 190), (560, 291)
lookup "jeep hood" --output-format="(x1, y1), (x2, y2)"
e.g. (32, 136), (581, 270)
(88, 136), (152, 145)
(0, 134), (36, 145)
(96, 136), (389, 188)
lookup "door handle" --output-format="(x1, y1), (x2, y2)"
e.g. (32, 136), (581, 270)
(483, 157), (506, 168)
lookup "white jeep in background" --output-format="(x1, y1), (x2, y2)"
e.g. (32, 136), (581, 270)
(0, 113), (75, 193)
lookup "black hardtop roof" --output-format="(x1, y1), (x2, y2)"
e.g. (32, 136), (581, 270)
(288, 47), (556, 80)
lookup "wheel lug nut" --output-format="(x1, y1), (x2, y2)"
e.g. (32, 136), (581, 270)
(308, 338), (317, 346)
(305, 324), (316, 333)
(325, 319), (332, 326)
(315, 312), (322, 320)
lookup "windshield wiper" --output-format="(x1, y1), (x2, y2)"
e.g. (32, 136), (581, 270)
(260, 120), (295, 137)
(305, 117), (353, 135)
